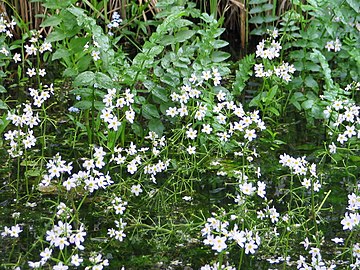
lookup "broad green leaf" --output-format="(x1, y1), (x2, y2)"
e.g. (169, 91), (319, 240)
(41, 0), (75, 9)
(152, 87), (169, 102)
(249, 16), (264, 24)
(25, 169), (41, 177)
(52, 48), (71, 60)
(95, 72), (113, 89)
(266, 85), (278, 101)
(40, 15), (62, 27)
(74, 100), (92, 110)
(268, 107), (280, 116)
(149, 118), (164, 137)
(304, 75), (319, 90)
(264, 15), (278, 23)
(142, 104), (160, 119)
(212, 40), (229, 49)
(74, 71), (95, 87)
(262, 3), (273, 11)
(211, 51), (230, 62)
(249, 0), (268, 4)
(174, 30), (195, 43)
(46, 30), (67, 42)
(159, 35), (175, 46)
(0, 85), (6, 93)
(131, 122), (144, 137)
(249, 6), (263, 14)
(346, 0), (359, 12)
(301, 99), (314, 110)
(0, 100), (7, 109)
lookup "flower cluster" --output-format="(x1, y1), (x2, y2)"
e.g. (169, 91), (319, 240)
(1, 224), (22, 238)
(107, 11), (122, 36)
(279, 154), (321, 192)
(29, 84), (54, 107)
(84, 39), (103, 61)
(108, 197), (128, 242)
(110, 134), (170, 183)
(341, 192), (360, 231)
(325, 38), (342, 52)
(23, 30), (52, 77)
(296, 247), (336, 270)
(39, 148), (113, 193)
(324, 98), (360, 147)
(166, 71), (266, 157)
(256, 205), (280, 224)
(254, 29), (296, 82)
(5, 106), (38, 157)
(200, 262), (236, 270)
(201, 213), (261, 255)
(255, 29), (281, 60)
(85, 253), (109, 270)
(0, 13), (16, 38)
(100, 88), (135, 131)
(28, 220), (86, 268)
(107, 218), (127, 241)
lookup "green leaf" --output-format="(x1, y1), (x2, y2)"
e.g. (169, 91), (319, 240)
(268, 107), (280, 116)
(95, 72), (113, 89)
(249, 16), (265, 24)
(40, 15), (62, 27)
(346, 0), (359, 12)
(233, 54), (255, 95)
(211, 51), (230, 62)
(74, 71), (95, 87)
(249, 6), (263, 14)
(25, 169), (41, 177)
(131, 122), (144, 137)
(74, 100), (92, 110)
(52, 48), (71, 60)
(46, 30), (68, 42)
(142, 104), (160, 119)
(174, 30), (195, 43)
(152, 87), (169, 103)
(0, 100), (7, 110)
(159, 35), (175, 46)
(304, 75), (319, 89)
(0, 85), (7, 93)
(301, 99), (314, 110)
(212, 40), (229, 49)
(266, 85), (278, 102)
(149, 118), (164, 137)
(249, 0), (268, 4)
(262, 3), (273, 11)
(41, 0), (75, 9)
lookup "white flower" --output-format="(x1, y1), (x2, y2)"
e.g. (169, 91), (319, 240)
(186, 145), (196, 155)
(13, 53), (21, 63)
(329, 142), (337, 154)
(201, 124), (212, 134)
(331, 237), (344, 244)
(26, 68), (36, 77)
(38, 69), (46, 77)
(186, 127), (197, 140)
(71, 254), (83, 266)
(131, 184), (143, 196)
(244, 129), (256, 141)
(240, 182), (256, 196)
(91, 50), (101, 61)
(245, 240), (258, 254)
